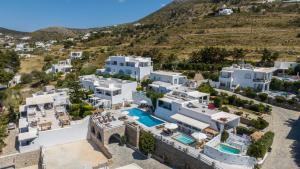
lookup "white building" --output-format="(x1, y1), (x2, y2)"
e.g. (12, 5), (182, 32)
(219, 64), (275, 92)
(155, 89), (239, 134)
(79, 75), (137, 108)
(103, 55), (153, 81)
(18, 87), (70, 152)
(218, 8), (233, 15)
(50, 59), (72, 74)
(35, 41), (46, 48)
(70, 51), (83, 60)
(8, 74), (21, 87)
(274, 61), (298, 76)
(149, 71), (187, 93)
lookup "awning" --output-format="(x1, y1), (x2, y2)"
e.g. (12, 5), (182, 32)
(171, 114), (210, 130)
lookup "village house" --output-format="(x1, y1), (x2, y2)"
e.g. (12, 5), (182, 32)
(103, 55), (153, 81)
(218, 64), (275, 92)
(79, 75), (137, 108)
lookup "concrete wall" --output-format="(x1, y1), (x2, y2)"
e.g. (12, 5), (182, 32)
(0, 149), (41, 169)
(153, 139), (214, 169)
(125, 124), (140, 147)
(20, 117), (89, 152)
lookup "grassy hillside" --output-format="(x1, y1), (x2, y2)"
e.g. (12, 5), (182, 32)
(79, 0), (300, 65)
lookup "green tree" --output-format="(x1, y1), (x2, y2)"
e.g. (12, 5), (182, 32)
(258, 93), (268, 102)
(139, 131), (155, 155)
(232, 48), (245, 62)
(260, 48), (279, 66)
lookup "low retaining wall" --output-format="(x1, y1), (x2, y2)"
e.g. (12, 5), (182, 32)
(153, 139), (214, 169)
(0, 149), (41, 169)
(203, 145), (255, 166)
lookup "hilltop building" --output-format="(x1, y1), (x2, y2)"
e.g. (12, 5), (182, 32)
(80, 75), (137, 108)
(103, 55), (153, 81)
(218, 64), (275, 92)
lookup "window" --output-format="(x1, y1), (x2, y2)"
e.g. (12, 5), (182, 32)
(112, 61), (117, 65)
(158, 100), (172, 110)
(105, 91), (111, 96)
(120, 62), (124, 66)
(113, 90), (121, 96)
(244, 73), (251, 79)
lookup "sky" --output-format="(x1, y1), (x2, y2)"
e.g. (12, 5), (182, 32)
(0, 0), (172, 32)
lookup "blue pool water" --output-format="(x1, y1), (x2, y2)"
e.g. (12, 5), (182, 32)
(217, 144), (240, 154)
(174, 134), (195, 145)
(126, 108), (164, 127)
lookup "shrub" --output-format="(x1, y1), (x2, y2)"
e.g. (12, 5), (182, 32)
(214, 97), (223, 108)
(258, 93), (268, 102)
(221, 130), (229, 142)
(247, 131), (275, 158)
(275, 96), (286, 103)
(250, 117), (269, 130)
(21, 73), (33, 84)
(146, 90), (164, 110)
(139, 131), (155, 155)
(234, 111), (243, 116)
(198, 83), (218, 96)
(236, 126), (256, 135)
(220, 106), (230, 112)
(245, 88), (257, 98)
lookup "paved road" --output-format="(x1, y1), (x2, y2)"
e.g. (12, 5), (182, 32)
(262, 106), (300, 169)
(216, 89), (300, 169)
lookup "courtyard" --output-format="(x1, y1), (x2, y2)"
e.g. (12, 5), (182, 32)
(43, 140), (108, 169)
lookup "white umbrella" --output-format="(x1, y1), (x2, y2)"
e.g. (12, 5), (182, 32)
(191, 132), (207, 141)
(140, 100), (147, 104)
(121, 111), (129, 115)
(165, 123), (178, 130)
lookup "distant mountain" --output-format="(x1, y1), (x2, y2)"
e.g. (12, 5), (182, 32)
(0, 26), (94, 41)
(0, 27), (28, 36)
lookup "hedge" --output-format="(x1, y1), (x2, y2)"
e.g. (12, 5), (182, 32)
(247, 131), (275, 158)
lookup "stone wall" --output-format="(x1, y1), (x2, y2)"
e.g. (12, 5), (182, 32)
(153, 140), (214, 169)
(125, 123), (140, 147)
(0, 149), (41, 169)
(89, 133), (113, 160)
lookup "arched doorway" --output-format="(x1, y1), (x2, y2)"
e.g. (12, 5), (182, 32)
(97, 132), (102, 142)
(108, 133), (121, 144)
(91, 126), (95, 135)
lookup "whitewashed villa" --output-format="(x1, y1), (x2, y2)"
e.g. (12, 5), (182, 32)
(102, 55), (153, 81)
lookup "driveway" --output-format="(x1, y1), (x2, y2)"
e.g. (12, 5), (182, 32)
(216, 89), (300, 169)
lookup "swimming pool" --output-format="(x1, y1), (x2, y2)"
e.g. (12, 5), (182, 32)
(173, 134), (195, 145)
(125, 108), (164, 127)
(217, 144), (240, 155)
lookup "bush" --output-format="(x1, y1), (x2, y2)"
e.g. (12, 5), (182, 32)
(220, 106), (230, 112)
(234, 111), (243, 116)
(258, 93), (268, 102)
(21, 73), (33, 84)
(245, 88), (257, 98)
(236, 126), (256, 135)
(275, 96), (286, 103)
(214, 97), (223, 108)
(221, 130), (229, 142)
(198, 83), (217, 96)
(139, 131), (155, 155)
(250, 117), (269, 130)
(247, 131), (275, 158)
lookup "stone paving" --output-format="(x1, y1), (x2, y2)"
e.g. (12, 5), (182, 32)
(108, 143), (171, 169)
